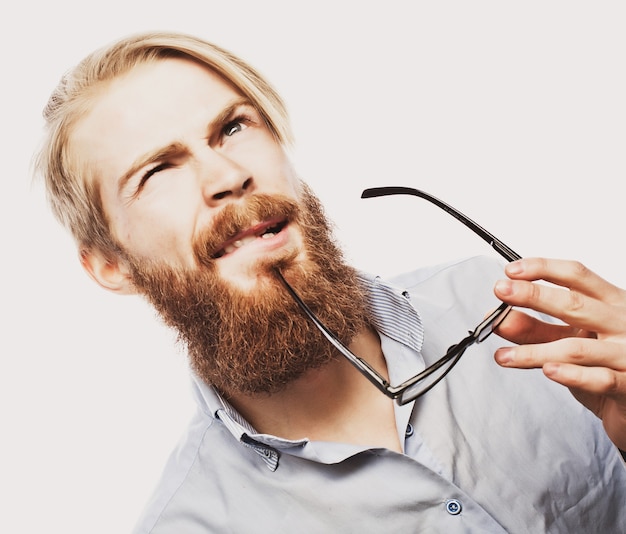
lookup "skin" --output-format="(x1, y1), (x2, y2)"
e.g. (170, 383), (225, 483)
(494, 258), (626, 451)
(69, 57), (402, 452)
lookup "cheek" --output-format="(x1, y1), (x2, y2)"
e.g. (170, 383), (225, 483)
(259, 148), (300, 193)
(108, 196), (198, 264)
(232, 135), (298, 191)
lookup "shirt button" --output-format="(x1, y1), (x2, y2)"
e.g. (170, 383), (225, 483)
(445, 499), (462, 515)
(405, 423), (414, 437)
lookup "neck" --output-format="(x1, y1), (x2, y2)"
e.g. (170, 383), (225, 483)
(226, 326), (402, 453)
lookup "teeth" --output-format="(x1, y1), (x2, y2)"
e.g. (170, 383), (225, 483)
(240, 235), (257, 246)
(217, 222), (285, 258)
(223, 234), (261, 255)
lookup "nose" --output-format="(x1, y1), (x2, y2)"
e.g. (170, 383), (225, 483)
(200, 150), (255, 207)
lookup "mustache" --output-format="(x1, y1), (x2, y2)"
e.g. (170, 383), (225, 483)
(193, 194), (300, 266)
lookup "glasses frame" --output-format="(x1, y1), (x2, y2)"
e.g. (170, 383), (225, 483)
(275, 186), (522, 404)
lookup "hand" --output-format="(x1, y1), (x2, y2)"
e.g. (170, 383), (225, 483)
(493, 257), (626, 451)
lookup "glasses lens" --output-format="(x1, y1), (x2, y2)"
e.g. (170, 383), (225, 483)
(397, 350), (464, 405)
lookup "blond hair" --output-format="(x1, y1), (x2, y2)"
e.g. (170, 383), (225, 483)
(36, 31), (292, 256)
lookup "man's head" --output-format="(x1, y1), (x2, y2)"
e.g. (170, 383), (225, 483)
(37, 32), (369, 396)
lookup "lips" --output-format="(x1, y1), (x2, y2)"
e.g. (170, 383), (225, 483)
(211, 218), (288, 259)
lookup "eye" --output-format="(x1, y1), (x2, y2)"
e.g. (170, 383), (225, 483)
(222, 117), (249, 137)
(138, 162), (171, 189)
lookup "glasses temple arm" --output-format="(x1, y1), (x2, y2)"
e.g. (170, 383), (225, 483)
(361, 186), (522, 262)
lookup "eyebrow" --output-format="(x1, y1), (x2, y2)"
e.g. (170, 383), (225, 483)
(117, 142), (190, 195)
(116, 97), (254, 194)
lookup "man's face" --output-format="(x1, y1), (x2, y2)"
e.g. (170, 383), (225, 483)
(71, 57), (303, 292)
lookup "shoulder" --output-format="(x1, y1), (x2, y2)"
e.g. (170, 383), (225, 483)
(132, 411), (216, 533)
(389, 255), (506, 289)
(388, 255), (506, 314)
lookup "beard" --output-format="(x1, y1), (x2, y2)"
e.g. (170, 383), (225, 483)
(122, 185), (370, 398)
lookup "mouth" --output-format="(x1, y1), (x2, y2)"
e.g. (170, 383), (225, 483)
(211, 218), (288, 259)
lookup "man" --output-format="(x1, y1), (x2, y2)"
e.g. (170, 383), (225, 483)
(37, 31), (626, 532)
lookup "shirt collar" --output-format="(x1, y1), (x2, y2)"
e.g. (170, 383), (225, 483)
(357, 271), (424, 354)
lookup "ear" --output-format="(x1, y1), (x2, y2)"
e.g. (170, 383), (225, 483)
(80, 248), (136, 295)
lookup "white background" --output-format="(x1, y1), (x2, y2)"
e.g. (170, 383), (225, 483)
(2, 2), (625, 532)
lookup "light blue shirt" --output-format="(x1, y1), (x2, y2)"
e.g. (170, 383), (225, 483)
(134, 256), (626, 533)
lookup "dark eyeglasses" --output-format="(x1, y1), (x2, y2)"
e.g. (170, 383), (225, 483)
(275, 186), (522, 405)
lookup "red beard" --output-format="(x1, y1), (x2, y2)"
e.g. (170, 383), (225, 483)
(122, 185), (370, 397)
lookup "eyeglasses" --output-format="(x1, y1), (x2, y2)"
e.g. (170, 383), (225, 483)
(275, 186), (522, 405)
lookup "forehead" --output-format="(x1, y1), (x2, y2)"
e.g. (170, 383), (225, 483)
(69, 57), (241, 187)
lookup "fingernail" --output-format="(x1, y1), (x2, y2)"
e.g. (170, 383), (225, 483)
(506, 260), (524, 275)
(495, 347), (514, 364)
(495, 280), (513, 297)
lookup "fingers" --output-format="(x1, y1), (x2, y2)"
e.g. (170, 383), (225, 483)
(495, 337), (626, 373)
(494, 309), (580, 344)
(542, 362), (622, 397)
(494, 275), (626, 336)
(504, 258), (625, 304)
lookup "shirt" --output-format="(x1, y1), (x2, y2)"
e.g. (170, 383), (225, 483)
(133, 256), (626, 533)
